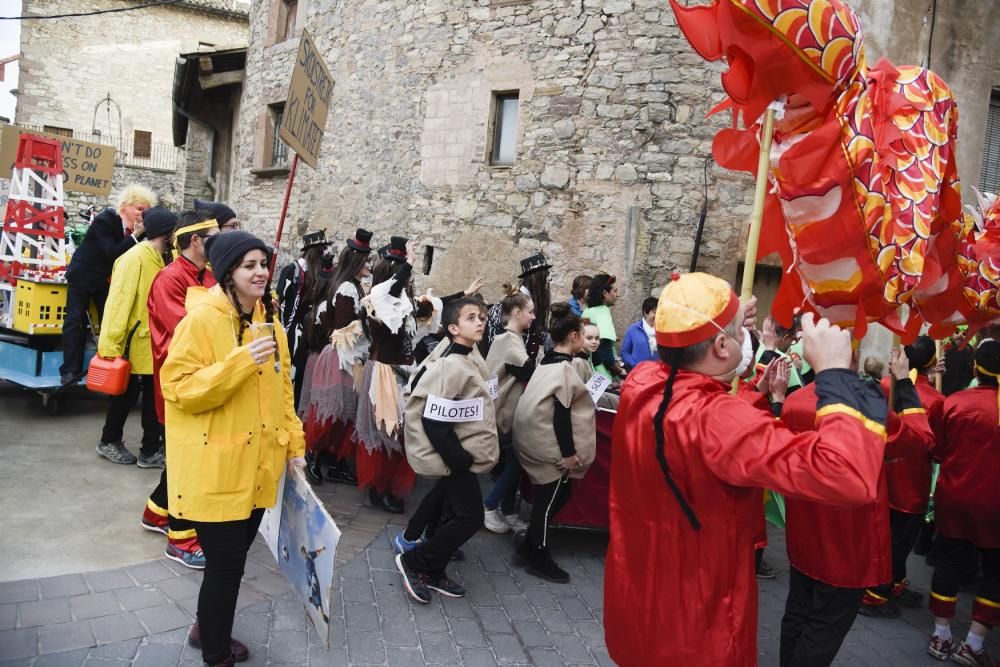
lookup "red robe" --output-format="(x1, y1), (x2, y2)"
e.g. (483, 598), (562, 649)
(880, 375), (944, 513)
(934, 385), (1000, 548)
(147, 256), (216, 422)
(605, 365), (887, 667)
(737, 380), (772, 550)
(782, 379), (932, 588)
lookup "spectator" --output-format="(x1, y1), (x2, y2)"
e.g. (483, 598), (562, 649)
(581, 273), (625, 380)
(95, 206), (177, 466)
(620, 296), (658, 371)
(60, 184), (156, 384)
(568, 275), (591, 316)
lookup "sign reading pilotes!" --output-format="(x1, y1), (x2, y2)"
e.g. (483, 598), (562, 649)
(0, 126), (116, 196)
(279, 29), (334, 169)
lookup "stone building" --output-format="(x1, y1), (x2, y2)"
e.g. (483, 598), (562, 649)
(232, 0), (1000, 331)
(13, 0), (249, 212)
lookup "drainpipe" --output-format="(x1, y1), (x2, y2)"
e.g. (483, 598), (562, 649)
(689, 157), (712, 273)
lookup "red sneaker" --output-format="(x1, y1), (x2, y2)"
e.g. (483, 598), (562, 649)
(140, 507), (168, 536)
(951, 642), (996, 667)
(927, 634), (955, 661)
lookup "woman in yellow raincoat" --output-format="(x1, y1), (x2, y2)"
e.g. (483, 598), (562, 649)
(161, 231), (305, 667)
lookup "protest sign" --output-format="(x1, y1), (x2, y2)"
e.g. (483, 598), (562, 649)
(0, 126), (116, 196)
(278, 29), (334, 168)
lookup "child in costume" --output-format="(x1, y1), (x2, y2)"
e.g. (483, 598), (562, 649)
(394, 298), (500, 604)
(512, 303), (596, 583)
(482, 285), (536, 534)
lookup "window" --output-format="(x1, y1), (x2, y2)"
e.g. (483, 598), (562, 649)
(43, 125), (72, 137)
(277, 0), (298, 43)
(489, 92), (519, 166)
(423, 246), (435, 275)
(980, 90), (1000, 194)
(133, 130), (152, 159)
(270, 104), (289, 167)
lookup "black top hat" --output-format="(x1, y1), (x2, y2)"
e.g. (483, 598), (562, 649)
(347, 228), (373, 253)
(378, 236), (409, 263)
(301, 229), (332, 252)
(518, 253), (552, 278)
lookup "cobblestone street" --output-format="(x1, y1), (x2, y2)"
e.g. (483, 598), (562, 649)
(2, 389), (998, 666)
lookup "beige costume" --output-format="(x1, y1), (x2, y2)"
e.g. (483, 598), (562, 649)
(513, 360), (596, 485)
(404, 350), (499, 478)
(485, 331), (530, 436)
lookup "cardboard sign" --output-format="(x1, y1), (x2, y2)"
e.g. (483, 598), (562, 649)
(586, 373), (611, 404)
(279, 29), (334, 168)
(487, 376), (499, 401)
(424, 395), (484, 422)
(0, 126), (116, 196)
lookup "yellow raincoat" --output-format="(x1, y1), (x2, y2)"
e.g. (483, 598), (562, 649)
(161, 285), (305, 522)
(97, 241), (163, 374)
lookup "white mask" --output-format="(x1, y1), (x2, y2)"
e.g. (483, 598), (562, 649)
(733, 327), (754, 377)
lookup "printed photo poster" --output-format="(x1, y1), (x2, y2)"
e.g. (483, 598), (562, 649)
(260, 468), (341, 648)
(259, 472), (286, 562)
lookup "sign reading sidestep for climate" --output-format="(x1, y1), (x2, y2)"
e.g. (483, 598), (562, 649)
(278, 29), (334, 169)
(0, 126), (116, 196)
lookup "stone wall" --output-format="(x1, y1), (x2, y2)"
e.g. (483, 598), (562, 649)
(232, 0), (759, 332)
(16, 0), (248, 151)
(59, 164), (186, 221)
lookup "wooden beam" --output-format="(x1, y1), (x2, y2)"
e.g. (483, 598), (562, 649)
(198, 70), (244, 90)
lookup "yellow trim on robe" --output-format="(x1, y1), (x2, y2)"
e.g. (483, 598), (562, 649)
(816, 404), (887, 439)
(975, 596), (1000, 609)
(931, 591), (958, 602)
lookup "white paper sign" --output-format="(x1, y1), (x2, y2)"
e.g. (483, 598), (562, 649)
(487, 376), (499, 400)
(424, 395), (485, 422)
(586, 373), (611, 404)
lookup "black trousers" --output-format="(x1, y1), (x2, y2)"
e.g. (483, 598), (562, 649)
(870, 509), (924, 597)
(192, 509), (265, 665)
(403, 479), (453, 543)
(780, 567), (863, 667)
(930, 534), (1000, 625)
(148, 469), (196, 534)
(60, 282), (107, 377)
(527, 476), (572, 549)
(101, 375), (162, 456)
(403, 471), (482, 575)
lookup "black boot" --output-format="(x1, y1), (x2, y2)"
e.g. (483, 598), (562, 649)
(304, 458), (324, 485)
(368, 487), (405, 514)
(526, 546), (570, 584)
(381, 492), (405, 514)
(326, 460), (358, 485)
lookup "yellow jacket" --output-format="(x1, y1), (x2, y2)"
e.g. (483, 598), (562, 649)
(161, 285), (306, 522)
(97, 241), (163, 374)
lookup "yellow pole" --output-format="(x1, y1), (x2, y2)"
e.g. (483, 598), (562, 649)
(934, 339), (943, 392)
(733, 105), (778, 394)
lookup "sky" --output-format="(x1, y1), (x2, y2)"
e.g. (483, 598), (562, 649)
(0, 0), (20, 122)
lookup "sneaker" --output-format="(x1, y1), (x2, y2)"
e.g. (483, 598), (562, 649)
(395, 554), (431, 604)
(484, 507), (510, 534)
(392, 532), (422, 556)
(426, 572), (465, 598)
(140, 512), (168, 536)
(756, 558), (778, 580)
(503, 512), (529, 532)
(165, 543), (206, 570)
(96, 440), (137, 465)
(137, 448), (166, 469)
(928, 635), (956, 661)
(952, 643), (996, 667)
(858, 599), (901, 618)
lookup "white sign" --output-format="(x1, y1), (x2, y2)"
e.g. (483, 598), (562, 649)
(586, 373), (611, 404)
(487, 376), (499, 400)
(424, 395), (484, 422)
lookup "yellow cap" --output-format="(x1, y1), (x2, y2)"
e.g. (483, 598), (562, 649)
(655, 271), (739, 348)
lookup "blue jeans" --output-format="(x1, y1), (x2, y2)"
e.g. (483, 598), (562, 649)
(484, 446), (521, 514)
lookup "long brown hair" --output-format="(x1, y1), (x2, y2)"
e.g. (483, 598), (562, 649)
(222, 253), (280, 365)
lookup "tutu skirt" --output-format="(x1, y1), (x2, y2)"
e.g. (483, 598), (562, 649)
(303, 344), (359, 461)
(354, 359), (415, 497)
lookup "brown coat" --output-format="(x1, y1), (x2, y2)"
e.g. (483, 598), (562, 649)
(404, 351), (499, 478)
(485, 331), (529, 436)
(513, 361), (596, 485)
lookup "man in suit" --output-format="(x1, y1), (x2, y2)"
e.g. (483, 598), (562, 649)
(60, 184), (157, 384)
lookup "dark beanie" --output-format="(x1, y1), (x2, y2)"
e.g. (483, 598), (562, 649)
(205, 231), (272, 284)
(194, 198), (237, 226)
(142, 207), (178, 239)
